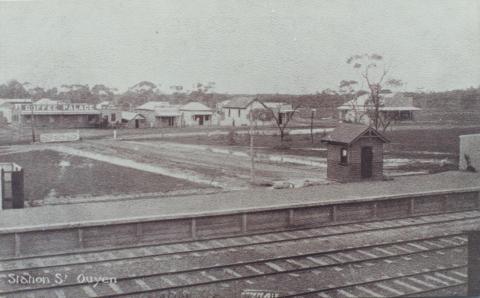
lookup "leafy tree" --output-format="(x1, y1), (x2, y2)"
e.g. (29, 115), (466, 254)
(118, 81), (164, 107)
(0, 80), (29, 98)
(57, 84), (94, 103)
(91, 84), (114, 103)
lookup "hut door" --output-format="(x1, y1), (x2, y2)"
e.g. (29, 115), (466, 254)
(135, 119), (139, 128)
(361, 146), (373, 178)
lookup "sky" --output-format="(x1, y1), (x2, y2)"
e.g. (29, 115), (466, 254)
(0, 0), (479, 94)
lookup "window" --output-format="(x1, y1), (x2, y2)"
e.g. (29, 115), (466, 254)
(111, 113), (116, 122)
(228, 109), (231, 117)
(340, 147), (348, 165)
(238, 109), (241, 117)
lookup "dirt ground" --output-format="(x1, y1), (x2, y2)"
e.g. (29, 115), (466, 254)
(0, 148), (209, 205)
(1, 124), (477, 206)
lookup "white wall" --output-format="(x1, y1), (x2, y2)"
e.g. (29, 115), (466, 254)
(180, 111), (212, 126)
(220, 101), (275, 127)
(0, 107), (13, 123)
(459, 134), (480, 171)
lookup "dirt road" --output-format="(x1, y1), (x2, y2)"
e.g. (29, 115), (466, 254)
(64, 139), (328, 190)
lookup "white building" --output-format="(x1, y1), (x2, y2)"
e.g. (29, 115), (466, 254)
(134, 101), (215, 127)
(179, 102), (214, 126)
(219, 97), (294, 127)
(0, 99), (32, 123)
(337, 93), (421, 125)
(135, 101), (172, 127)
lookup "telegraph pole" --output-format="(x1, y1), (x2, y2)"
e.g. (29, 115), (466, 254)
(249, 115), (255, 184)
(310, 108), (316, 144)
(30, 102), (35, 143)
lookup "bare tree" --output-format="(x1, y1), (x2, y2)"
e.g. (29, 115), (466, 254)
(338, 80), (370, 124)
(344, 54), (403, 131)
(253, 99), (302, 143)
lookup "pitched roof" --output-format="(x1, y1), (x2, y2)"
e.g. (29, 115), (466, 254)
(321, 123), (389, 145)
(155, 107), (181, 117)
(34, 98), (58, 105)
(0, 98), (32, 105)
(263, 102), (294, 112)
(222, 96), (257, 108)
(180, 102), (212, 111)
(121, 111), (145, 121)
(337, 93), (421, 111)
(136, 101), (170, 111)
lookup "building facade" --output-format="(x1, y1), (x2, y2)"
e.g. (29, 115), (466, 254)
(219, 97), (294, 127)
(179, 102), (214, 126)
(11, 102), (101, 128)
(337, 93), (421, 125)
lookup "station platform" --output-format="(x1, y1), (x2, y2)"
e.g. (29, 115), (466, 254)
(0, 171), (479, 234)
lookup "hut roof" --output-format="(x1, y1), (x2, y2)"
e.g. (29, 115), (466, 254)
(321, 123), (389, 145)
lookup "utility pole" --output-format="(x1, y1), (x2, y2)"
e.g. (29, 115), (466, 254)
(310, 108), (316, 144)
(30, 101), (35, 143)
(249, 115), (255, 184)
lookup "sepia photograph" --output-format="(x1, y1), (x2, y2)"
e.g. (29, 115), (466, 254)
(0, 0), (479, 297)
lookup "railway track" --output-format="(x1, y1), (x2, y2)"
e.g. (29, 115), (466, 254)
(1, 210), (478, 297)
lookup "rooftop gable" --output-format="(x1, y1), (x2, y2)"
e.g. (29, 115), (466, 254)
(222, 96), (257, 109)
(321, 123), (389, 145)
(136, 101), (170, 111)
(121, 111), (145, 121)
(338, 93), (420, 111)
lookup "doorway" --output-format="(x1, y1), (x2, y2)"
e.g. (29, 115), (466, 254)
(135, 119), (139, 128)
(361, 146), (373, 178)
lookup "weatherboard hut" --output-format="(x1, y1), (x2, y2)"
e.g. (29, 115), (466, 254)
(321, 123), (389, 182)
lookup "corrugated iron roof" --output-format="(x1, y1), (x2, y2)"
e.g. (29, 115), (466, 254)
(180, 102), (212, 111)
(121, 111), (145, 121)
(337, 93), (421, 111)
(155, 107), (181, 117)
(222, 96), (257, 108)
(136, 101), (170, 110)
(321, 123), (389, 145)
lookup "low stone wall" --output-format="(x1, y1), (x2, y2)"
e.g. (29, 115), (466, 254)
(460, 134), (480, 172)
(0, 189), (478, 259)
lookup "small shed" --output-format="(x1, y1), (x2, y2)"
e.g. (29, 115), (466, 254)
(321, 123), (389, 182)
(121, 112), (146, 129)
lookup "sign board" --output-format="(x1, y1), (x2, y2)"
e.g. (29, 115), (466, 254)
(40, 131), (80, 143)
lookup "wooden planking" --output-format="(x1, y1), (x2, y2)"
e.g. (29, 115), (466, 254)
(335, 202), (375, 222)
(196, 214), (243, 238)
(293, 206), (332, 227)
(0, 234), (15, 258)
(376, 198), (410, 219)
(140, 219), (192, 243)
(247, 210), (290, 232)
(413, 195), (446, 215)
(82, 223), (137, 248)
(445, 192), (479, 211)
(19, 229), (79, 255)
